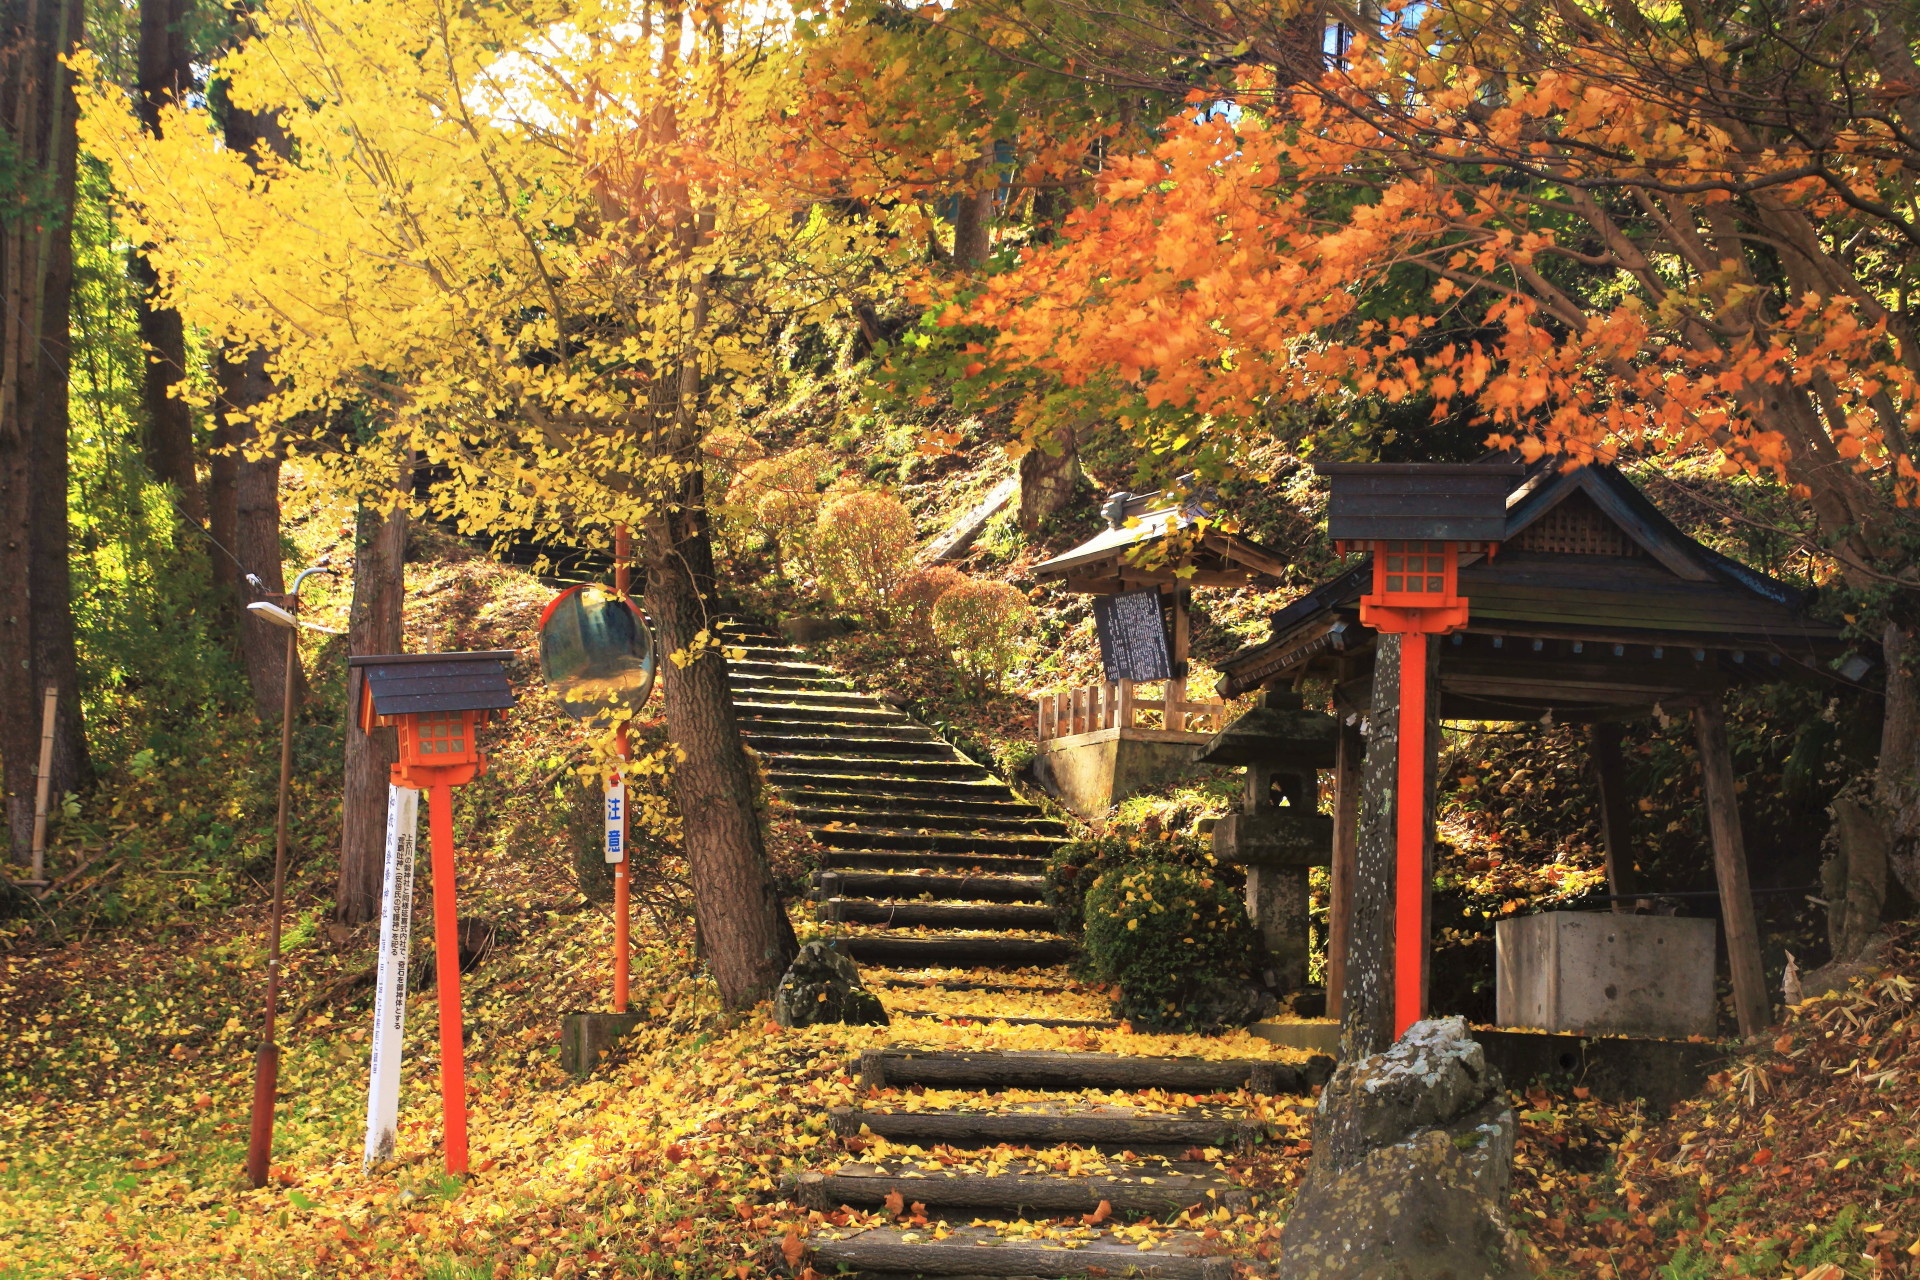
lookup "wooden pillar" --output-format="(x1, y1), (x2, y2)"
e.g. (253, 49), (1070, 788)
(1692, 696), (1770, 1038)
(1327, 716), (1363, 1021)
(1118, 679), (1136, 730)
(1165, 586), (1189, 731)
(1589, 720), (1638, 910)
(1343, 637), (1400, 1058)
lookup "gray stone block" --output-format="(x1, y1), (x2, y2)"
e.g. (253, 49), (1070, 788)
(1496, 910), (1717, 1039)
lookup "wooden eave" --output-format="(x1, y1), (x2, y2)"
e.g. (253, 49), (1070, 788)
(1215, 463), (1846, 702)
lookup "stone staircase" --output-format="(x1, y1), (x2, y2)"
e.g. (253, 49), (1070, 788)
(720, 622), (1317, 1276)
(800, 1045), (1312, 1278)
(719, 620), (1075, 971)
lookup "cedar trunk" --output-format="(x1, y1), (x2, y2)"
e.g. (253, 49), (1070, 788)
(1, 0), (92, 855)
(645, 486), (796, 1009)
(131, 0), (200, 520)
(214, 99), (301, 719)
(335, 485), (406, 924)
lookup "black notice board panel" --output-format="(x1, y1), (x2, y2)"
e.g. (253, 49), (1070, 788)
(1094, 589), (1172, 682)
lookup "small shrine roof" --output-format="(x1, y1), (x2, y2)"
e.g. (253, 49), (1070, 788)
(1215, 462), (1851, 708)
(1031, 483), (1291, 592)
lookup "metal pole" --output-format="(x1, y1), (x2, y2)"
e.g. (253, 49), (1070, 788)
(428, 780), (470, 1174)
(27, 686), (56, 885)
(246, 607), (302, 1188)
(612, 522), (632, 1015)
(1394, 631), (1428, 1038)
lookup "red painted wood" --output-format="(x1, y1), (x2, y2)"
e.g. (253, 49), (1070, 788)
(1395, 631), (1428, 1037)
(428, 781), (470, 1175)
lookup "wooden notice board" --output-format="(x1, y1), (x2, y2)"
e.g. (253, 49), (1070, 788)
(1094, 589), (1172, 682)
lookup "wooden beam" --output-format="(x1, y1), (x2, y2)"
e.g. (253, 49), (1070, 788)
(1327, 716), (1363, 1021)
(1200, 532), (1290, 579)
(1691, 696), (1771, 1038)
(1588, 721), (1638, 910)
(1056, 568), (1253, 593)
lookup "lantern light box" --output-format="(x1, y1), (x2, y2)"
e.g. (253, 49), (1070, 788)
(355, 652), (517, 788)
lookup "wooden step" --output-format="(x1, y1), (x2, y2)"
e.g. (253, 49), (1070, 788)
(796, 806), (1067, 836)
(727, 671), (855, 693)
(730, 658), (847, 678)
(854, 1048), (1330, 1095)
(835, 935), (1075, 968)
(808, 1225), (1233, 1280)
(818, 899), (1057, 930)
(815, 826), (1064, 856)
(829, 1102), (1264, 1151)
(767, 769), (1010, 796)
(763, 756), (992, 780)
(893, 1010), (1120, 1031)
(795, 789), (1052, 819)
(816, 871), (1048, 903)
(869, 976), (1069, 995)
(746, 733), (956, 758)
(823, 849), (1051, 875)
(734, 702), (909, 725)
(793, 1157), (1251, 1215)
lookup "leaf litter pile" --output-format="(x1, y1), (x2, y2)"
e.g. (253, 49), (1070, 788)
(1509, 926), (1920, 1279)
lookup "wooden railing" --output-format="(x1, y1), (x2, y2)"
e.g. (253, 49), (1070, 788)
(1035, 681), (1228, 742)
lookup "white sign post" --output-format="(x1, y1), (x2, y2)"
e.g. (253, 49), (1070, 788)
(363, 783), (419, 1169)
(604, 771), (626, 863)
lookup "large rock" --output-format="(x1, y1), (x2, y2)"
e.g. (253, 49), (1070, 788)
(772, 942), (890, 1029)
(1277, 1017), (1528, 1280)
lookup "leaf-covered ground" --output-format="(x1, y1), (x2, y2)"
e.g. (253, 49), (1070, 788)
(5, 547), (1913, 1280)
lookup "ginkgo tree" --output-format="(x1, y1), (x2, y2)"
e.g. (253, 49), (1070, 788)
(912, 0), (1920, 896)
(81, 0), (882, 1005)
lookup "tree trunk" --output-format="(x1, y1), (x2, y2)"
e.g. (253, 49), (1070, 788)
(131, 0), (200, 522)
(645, 485), (797, 1009)
(952, 187), (994, 267)
(1, 0), (92, 856)
(1016, 426), (1079, 531)
(1341, 636), (1401, 1058)
(216, 98), (301, 720)
(336, 476), (406, 925)
(1879, 621), (1920, 899)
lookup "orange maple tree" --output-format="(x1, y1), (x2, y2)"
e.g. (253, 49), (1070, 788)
(882, 0), (1920, 883)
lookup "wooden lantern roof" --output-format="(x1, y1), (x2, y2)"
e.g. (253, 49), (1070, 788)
(350, 651), (518, 725)
(1319, 461), (1523, 543)
(1031, 482), (1291, 593)
(1214, 462), (1853, 719)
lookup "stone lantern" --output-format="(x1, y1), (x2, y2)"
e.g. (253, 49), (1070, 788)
(1194, 690), (1336, 992)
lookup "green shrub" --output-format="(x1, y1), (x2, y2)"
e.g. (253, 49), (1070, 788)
(898, 563), (969, 637)
(811, 489), (918, 619)
(722, 445), (831, 570)
(930, 577), (1032, 690)
(1045, 829), (1227, 935)
(1082, 860), (1261, 1032)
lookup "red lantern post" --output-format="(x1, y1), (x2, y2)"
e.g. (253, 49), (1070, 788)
(351, 652), (516, 1174)
(1319, 464), (1518, 1039)
(612, 522), (632, 1014)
